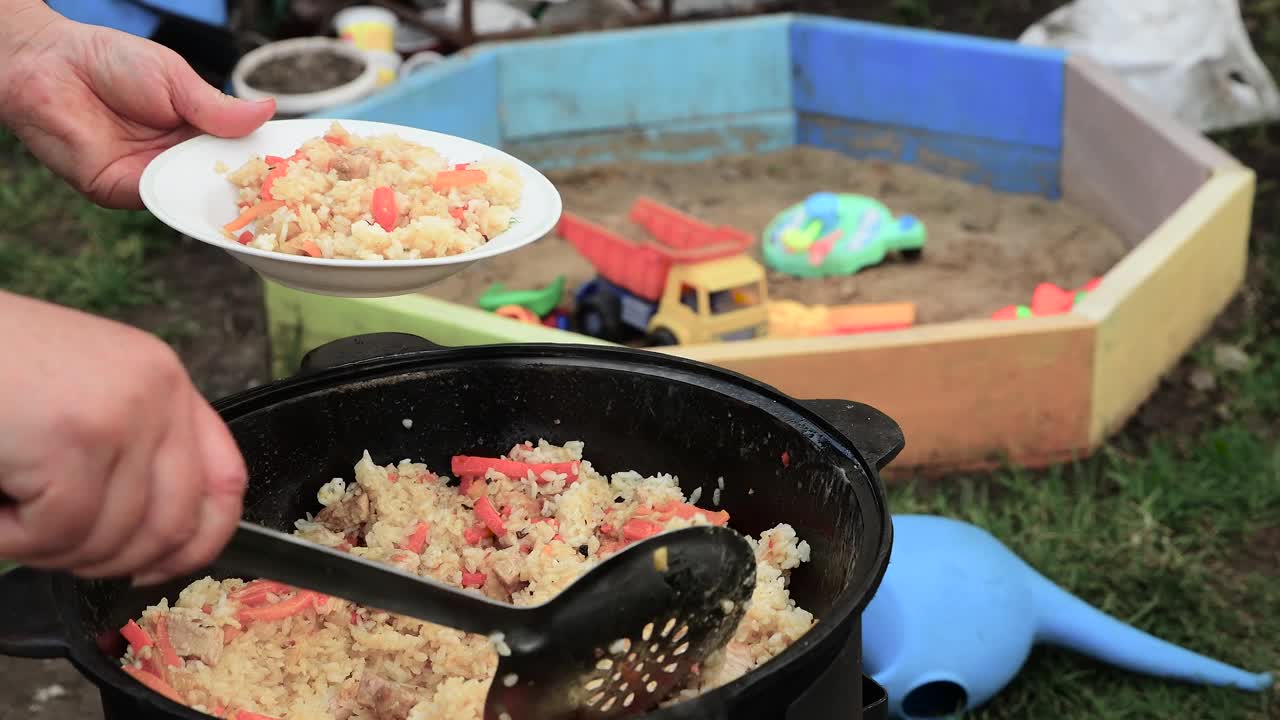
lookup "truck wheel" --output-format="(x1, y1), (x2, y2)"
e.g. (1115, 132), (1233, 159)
(901, 248), (924, 261)
(574, 291), (624, 342)
(646, 328), (679, 347)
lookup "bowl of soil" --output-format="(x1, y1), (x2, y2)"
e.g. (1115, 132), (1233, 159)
(232, 37), (379, 118)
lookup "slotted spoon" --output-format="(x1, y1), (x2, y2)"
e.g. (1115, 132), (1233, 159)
(217, 520), (757, 720)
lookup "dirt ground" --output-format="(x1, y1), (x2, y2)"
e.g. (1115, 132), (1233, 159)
(425, 147), (1126, 324)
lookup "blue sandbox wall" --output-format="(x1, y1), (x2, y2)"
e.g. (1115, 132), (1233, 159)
(321, 13), (1067, 198)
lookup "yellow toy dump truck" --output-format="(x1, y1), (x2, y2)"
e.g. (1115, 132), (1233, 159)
(559, 197), (916, 346)
(561, 197), (770, 346)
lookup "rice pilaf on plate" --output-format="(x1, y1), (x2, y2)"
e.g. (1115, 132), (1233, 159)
(118, 441), (816, 720)
(219, 122), (522, 260)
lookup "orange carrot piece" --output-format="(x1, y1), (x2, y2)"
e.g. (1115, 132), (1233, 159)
(371, 186), (397, 232)
(464, 524), (491, 545)
(622, 519), (663, 542)
(656, 501), (729, 526)
(461, 571), (486, 588)
(324, 134), (347, 147)
(301, 240), (324, 258)
(451, 456), (579, 485)
(238, 591), (318, 624)
(122, 666), (184, 704)
(237, 231), (253, 245)
(448, 206), (466, 226)
(153, 616), (182, 668)
(403, 521), (430, 554)
(263, 155), (286, 166)
(260, 164), (289, 201)
(120, 620), (152, 650)
(230, 580), (296, 607)
(223, 200), (283, 234)
(432, 168), (487, 192)
(222, 627), (242, 645)
(474, 496), (506, 537)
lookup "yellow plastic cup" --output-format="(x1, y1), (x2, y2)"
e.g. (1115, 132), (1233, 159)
(333, 6), (397, 53)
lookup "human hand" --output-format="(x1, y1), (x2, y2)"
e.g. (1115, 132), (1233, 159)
(0, 292), (248, 584)
(0, 1), (275, 209)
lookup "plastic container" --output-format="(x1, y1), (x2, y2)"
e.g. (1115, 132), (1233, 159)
(231, 37), (379, 118)
(402, 50), (446, 76)
(333, 5), (398, 52)
(363, 49), (404, 87)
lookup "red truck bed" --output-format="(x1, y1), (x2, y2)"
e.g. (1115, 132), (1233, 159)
(556, 197), (753, 302)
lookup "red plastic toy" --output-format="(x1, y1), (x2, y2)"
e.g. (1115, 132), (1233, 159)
(992, 277), (1102, 320)
(558, 198), (753, 303)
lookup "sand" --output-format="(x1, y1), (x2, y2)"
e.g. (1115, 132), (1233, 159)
(423, 146), (1127, 325)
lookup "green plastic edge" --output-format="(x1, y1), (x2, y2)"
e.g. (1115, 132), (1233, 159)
(264, 281), (616, 378)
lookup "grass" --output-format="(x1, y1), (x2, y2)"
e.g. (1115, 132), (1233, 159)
(0, 129), (172, 316)
(0, 3), (1278, 719)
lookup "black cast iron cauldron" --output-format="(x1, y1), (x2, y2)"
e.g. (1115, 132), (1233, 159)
(0, 333), (900, 720)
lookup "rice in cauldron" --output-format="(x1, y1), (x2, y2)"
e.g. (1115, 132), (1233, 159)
(119, 441), (815, 719)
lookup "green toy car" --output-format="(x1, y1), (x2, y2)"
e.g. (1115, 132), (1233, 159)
(761, 192), (926, 278)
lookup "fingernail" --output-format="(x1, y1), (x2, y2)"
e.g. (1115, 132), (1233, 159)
(131, 572), (169, 587)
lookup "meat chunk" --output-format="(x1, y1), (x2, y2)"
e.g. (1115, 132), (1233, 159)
(316, 491), (371, 534)
(480, 571), (510, 603)
(165, 611), (224, 666)
(356, 676), (418, 720)
(383, 549), (421, 575)
(332, 147), (374, 180)
(487, 549), (524, 587)
(716, 641), (757, 680)
(494, 490), (539, 522)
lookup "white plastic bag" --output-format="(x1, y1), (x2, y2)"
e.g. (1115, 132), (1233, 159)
(531, 0), (764, 29)
(1020, 0), (1280, 132)
(425, 0), (536, 35)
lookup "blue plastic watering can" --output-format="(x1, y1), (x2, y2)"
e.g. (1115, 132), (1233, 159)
(863, 514), (1273, 718)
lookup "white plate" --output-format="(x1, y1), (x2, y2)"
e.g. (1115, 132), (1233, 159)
(139, 119), (562, 297)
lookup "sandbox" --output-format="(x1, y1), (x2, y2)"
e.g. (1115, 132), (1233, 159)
(264, 14), (1253, 474)
(426, 147), (1127, 326)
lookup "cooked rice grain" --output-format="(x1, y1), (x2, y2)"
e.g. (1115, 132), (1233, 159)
(223, 122), (522, 260)
(120, 441), (815, 719)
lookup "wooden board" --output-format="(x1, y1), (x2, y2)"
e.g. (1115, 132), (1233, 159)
(263, 282), (611, 378)
(505, 110), (795, 170)
(796, 112), (1061, 197)
(1061, 55), (1242, 247)
(664, 315), (1095, 474)
(328, 51), (503, 146)
(1076, 170), (1255, 443)
(790, 15), (1066, 150)
(288, 16), (1250, 475)
(496, 15), (792, 140)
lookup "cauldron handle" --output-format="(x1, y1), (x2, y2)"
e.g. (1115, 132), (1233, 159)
(784, 622), (864, 720)
(0, 567), (69, 659)
(297, 332), (445, 374)
(799, 400), (905, 471)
